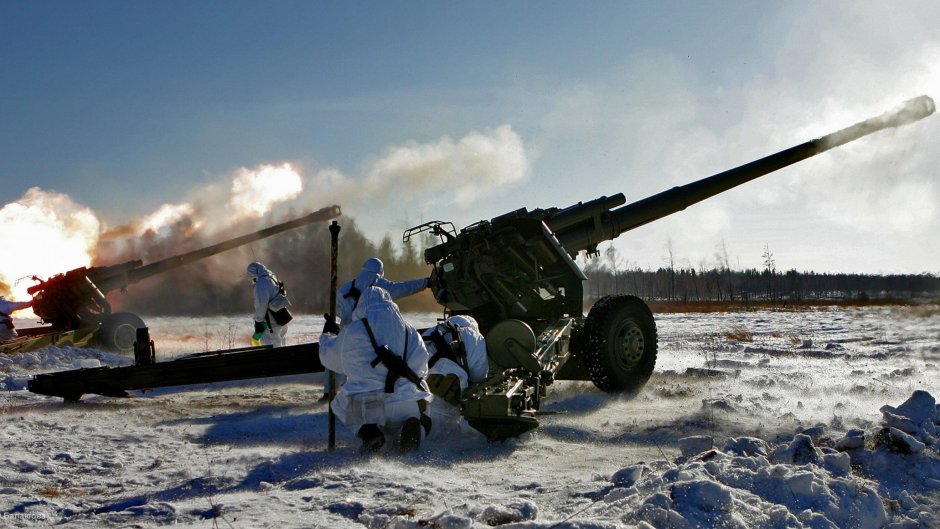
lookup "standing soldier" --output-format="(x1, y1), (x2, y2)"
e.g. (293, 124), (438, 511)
(247, 261), (292, 347)
(336, 257), (429, 325)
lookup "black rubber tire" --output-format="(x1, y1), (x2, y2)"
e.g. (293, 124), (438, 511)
(582, 295), (657, 394)
(96, 312), (146, 355)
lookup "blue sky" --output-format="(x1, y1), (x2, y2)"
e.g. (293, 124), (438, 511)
(2, 0), (938, 276)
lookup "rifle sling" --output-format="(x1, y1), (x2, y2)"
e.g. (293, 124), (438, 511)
(362, 317), (423, 393)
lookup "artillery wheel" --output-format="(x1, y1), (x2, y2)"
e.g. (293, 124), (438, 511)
(96, 312), (146, 355)
(582, 295), (657, 394)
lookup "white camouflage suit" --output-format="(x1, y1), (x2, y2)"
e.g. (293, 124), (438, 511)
(336, 257), (428, 326)
(0, 296), (32, 342)
(319, 286), (432, 440)
(325, 257), (429, 393)
(247, 261), (290, 347)
(422, 315), (489, 439)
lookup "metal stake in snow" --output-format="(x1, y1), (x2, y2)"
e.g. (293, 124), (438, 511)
(327, 220), (341, 451)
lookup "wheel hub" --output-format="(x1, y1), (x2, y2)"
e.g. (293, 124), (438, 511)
(615, 321), (645, 370)
(113, 324), (137, 352)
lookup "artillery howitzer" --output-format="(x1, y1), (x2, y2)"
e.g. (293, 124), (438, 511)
(2, 205), (341, 355)
(27, 96), (934, 443)
(405, 95), (936, 439)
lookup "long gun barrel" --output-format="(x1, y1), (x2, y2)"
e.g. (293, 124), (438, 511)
(554, 95), (936, 253)
(27, 205), (341, 330)
(93, 205), (341, 294)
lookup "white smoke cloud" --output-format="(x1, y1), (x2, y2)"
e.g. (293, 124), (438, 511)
(141, 203), (197, 235)
(0, 188), (100, 302)
(100, 162), (308, 244)
(363, 125), (530, 206)
(302, 167), (360, 210)
(228, 162), (304, 219)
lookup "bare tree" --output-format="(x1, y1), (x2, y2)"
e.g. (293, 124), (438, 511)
(665, 238), (676, 300)
(761, 243), (777, 302)
(714, 239), (734, 301)
(605, 244), (622, 294)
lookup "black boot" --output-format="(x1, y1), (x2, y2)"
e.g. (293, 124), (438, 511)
(399, 417), (421, 452)
(357, 424), (385, 454)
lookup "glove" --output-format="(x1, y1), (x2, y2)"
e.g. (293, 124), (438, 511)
(426, 373), (462, 407)
(322, 314), (341, 335)
(428, 268), (446, 294)
(252, 321), (267, 341)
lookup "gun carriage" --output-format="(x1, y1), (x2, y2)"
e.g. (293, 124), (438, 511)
(406, 95), (936, 439)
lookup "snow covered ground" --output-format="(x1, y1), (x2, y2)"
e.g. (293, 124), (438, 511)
(1, 305), (938, 528)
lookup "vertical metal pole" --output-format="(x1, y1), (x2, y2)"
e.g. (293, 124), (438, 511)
(327, 220), (341, 451)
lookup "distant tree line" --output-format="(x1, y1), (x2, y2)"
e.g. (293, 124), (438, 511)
(582, 245), (940, 305)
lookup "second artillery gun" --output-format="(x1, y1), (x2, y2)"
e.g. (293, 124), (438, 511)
(405, 95), (936, 439)
(2, 206), (341, 355)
